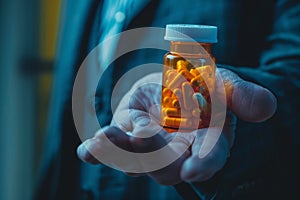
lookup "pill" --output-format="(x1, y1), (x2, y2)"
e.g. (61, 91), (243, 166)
(176, 60), (188, 71)
(167, 71), (186, 90)
(164, 108), (181, 117)
(190, 68), (200, 76)
(181, 70), (194, 81)
(191, 76), (205, 89)
(163, 88), (172, 96)
(193, 65), (210, 76)
(182, 82), (195, 111)
(201, 65), (213, 73)
(173, 88), (182, 98)
(167, 70), (177, 80)
(190, 65), (211, 76)
(164, 117), (192, 127)
(164, 69), (170, 78)
(163, 97), (172, 105)
(172, 99), (180, 108)
(165, 69), (172, 76)
(201, 71), (210, 80)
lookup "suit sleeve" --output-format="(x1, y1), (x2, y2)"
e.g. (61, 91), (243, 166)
(191, 0), (300, 199)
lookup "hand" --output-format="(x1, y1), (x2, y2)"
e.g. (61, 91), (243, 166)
(77, 68), (277, 185)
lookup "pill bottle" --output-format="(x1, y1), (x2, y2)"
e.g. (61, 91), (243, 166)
(160, 24), (218, 132)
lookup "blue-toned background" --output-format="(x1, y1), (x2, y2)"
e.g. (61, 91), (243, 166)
(0, 0), (60, 199)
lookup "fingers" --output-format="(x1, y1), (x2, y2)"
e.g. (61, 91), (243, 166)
(130, 107), (165, 139)
(128, 108), (195, 185)
(231, 79), (277, 122)
(130, 131), (193, 185)
(77, 126), (133, 164)
(181, 113), (236, 182)
(77, 126), (153, 178)
(77, 139), (101, 164)
(121, 98), (194, 185)
(218, 68), (277, 122)
(111, 80), (162, 132)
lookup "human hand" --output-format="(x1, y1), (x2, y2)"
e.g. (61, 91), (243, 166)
(77, 68), (277, 185)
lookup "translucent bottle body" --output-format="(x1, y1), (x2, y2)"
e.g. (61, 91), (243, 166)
(160, 41), (216, 132)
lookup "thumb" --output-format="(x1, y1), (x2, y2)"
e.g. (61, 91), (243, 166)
(219, 68), (277, 122)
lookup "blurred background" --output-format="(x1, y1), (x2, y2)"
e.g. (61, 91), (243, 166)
(0, 0), (60, 199)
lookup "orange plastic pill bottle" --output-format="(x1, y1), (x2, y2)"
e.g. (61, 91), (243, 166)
(160, 24), (218, 132)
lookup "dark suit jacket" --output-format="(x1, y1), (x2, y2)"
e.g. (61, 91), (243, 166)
(35, 0), (300, 199)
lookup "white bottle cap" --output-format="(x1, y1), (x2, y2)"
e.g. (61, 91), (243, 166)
(164, 24), (218, 43)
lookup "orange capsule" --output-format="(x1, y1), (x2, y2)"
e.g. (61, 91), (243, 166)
(182, 82), (195, 111)
(163, 88), (172, 96)
(181, 70), (195, 81)
(200, 65), (213, 74)
(167, 70), (177, 79)
(201, 71), (210, 80)
(163, 97), (172, 105)
(167, 71), (185, 90)
(165, 108), (181, 117)
(173, 88), (182, 98)
(172, 99), (180, 108)
(190, 68), (200, 76)
(164, 117), (192, 127)
(190, 65), (212, 76)
(165, 69), (172, 76)
(176, 60), (188, 71)
(191, 75), (204, 87)
(192, 66), (209, 78)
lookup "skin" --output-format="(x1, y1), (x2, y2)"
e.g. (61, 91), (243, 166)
(77, 68), (277, 185)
